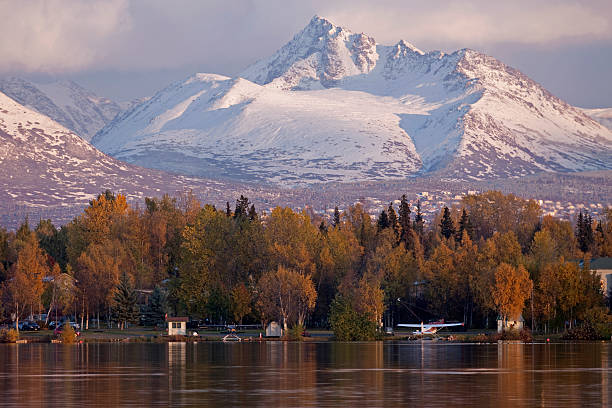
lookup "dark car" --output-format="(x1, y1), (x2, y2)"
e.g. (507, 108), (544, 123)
(24, 321), (40, 331)
(17, 321), (40, 331)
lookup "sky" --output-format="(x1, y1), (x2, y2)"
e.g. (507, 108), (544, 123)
(1, 0), (611, 107)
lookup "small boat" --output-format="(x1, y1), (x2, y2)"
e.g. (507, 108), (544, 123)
(222, 333), (241, 342)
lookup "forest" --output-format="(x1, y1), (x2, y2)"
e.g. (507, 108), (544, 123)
(1, 190), (611, 340)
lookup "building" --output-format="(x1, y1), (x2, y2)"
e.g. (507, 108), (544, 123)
(497, 315), (525, 333)
(166, 317), (188, 336)
(265, 321), (282, 337)
(591, 258), (612, 300)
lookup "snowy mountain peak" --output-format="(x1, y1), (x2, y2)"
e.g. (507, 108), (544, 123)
(0, 77), (121, 141)
(92, 17), (612, 184)
(241, 15), (379, 90)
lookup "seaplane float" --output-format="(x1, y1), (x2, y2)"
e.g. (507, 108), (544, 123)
(398, 319), (464, 336)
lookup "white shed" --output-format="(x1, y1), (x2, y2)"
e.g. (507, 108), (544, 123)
(497, 315), (525, 333)
(265, 321), (282, 337)
(167, 317), (188, 336)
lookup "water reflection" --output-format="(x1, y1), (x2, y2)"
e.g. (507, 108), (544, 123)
(0, 341), (610, 407)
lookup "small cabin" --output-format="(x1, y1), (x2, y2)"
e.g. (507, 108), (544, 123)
(265, 321), (282, 337)
(497, 315), (525, 333)
(166, 317), (188, 336)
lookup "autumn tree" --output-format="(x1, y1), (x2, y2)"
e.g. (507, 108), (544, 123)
(256, 266), (317, 330)
(3, 234), (48, 330)
(230, 283), (251, 325)
(492, 263), (533, 329)
(75, 242), (120, 329)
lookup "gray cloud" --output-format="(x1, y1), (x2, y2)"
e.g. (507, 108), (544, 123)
(0, 0), (130, 73)
(2, 0), (611, 106)
(2, 0), (610, 74)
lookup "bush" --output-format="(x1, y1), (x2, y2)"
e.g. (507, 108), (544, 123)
(0, 328), (19, 343)
(287, 324), (304, 341)
(329, 297), (379, 341)
(562, 324), (600, 341)
(60, 323), (76, 344)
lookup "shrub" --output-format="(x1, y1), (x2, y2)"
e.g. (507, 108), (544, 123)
(0, 328), (19, 343)
(287, 324), (304, 341)
(562, 324), (600, 341)
(60, 323), (76, 344)
(329, 297), (378, 341)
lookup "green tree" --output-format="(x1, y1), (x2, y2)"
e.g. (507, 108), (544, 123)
(329, 296), (378, 341)
(142, 286), (168, 326)
(439, 206), (455, 240)
(113, 272), (139, 330)
(332, 206), (341, 228)
(398, 194), (412, 247)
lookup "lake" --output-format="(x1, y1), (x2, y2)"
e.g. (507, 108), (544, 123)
(0, 341), (610, 407)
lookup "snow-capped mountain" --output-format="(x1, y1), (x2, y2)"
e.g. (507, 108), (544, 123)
(0, 90), (251, 221)
(92, 16), (612, 184)
(0, 77), (121, 141)
(582, 108), (612, 131)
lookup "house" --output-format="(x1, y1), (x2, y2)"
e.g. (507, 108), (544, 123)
(265, 321), (282, 337)
(590, 258), (612, 299)
(497, 315), (525, 333)
(166, 317), (188, 336)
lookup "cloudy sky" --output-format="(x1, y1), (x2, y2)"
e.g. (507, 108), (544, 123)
(1, 0), (611, 107)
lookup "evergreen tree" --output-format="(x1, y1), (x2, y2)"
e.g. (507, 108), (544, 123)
(142, 286), (168, 326)
(413, 201), (424, 236)
(319, 220), (328, 234)
(398, 194), (412, 246)
(439, 206), (455, 239)
(377, 210), (389, 231)
(456, 209), (473, 243)
(248, 204), (258, 221)
(234, 195), (250, 220)
(576, 210), (595, 253)
(332, 206), (341, 228)
(113, 272), (139, 330)
(226, 202), (232, 217)
(387, 203), (399, 240)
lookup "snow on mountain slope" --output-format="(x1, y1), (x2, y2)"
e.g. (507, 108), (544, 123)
(93, 16), (612, 184)
(0, 90), (248, 215)
(582, 108), (612, 131)
(0, 77), (121, 140)
(93, 73), (422, 183)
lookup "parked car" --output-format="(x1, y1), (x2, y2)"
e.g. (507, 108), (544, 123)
(18, 321), (40, 331)
(50, 321), (80, 330)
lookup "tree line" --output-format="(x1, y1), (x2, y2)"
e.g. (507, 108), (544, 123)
(1, 190), (611, 339)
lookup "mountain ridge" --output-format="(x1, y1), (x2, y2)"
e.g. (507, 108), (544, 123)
(91, 16), (612, 184)
(0, 77), (121, 141)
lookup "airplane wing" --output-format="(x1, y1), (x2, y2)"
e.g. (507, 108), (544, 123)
(397, 323), (464, 328)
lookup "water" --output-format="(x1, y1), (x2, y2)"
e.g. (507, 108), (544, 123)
(0, 341), (610, 407)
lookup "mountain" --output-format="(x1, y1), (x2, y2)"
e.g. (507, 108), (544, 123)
(582, 108), (612, 131)
(0, 77), (121, 141)
(92, 16), (612, 184)
(0, 90), (259, 227)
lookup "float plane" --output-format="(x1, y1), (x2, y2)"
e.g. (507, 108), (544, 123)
(398, 320), (464, 336)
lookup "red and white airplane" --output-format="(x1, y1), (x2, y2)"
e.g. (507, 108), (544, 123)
(398, 320), (464, 335)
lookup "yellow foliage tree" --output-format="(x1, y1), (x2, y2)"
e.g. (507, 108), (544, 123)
(257, 266), (317, 330)
(492, 263), (533, 327)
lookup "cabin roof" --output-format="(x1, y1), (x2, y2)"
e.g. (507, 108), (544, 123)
(591, 257), (612, 270)
(166, 317), (189, 322)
